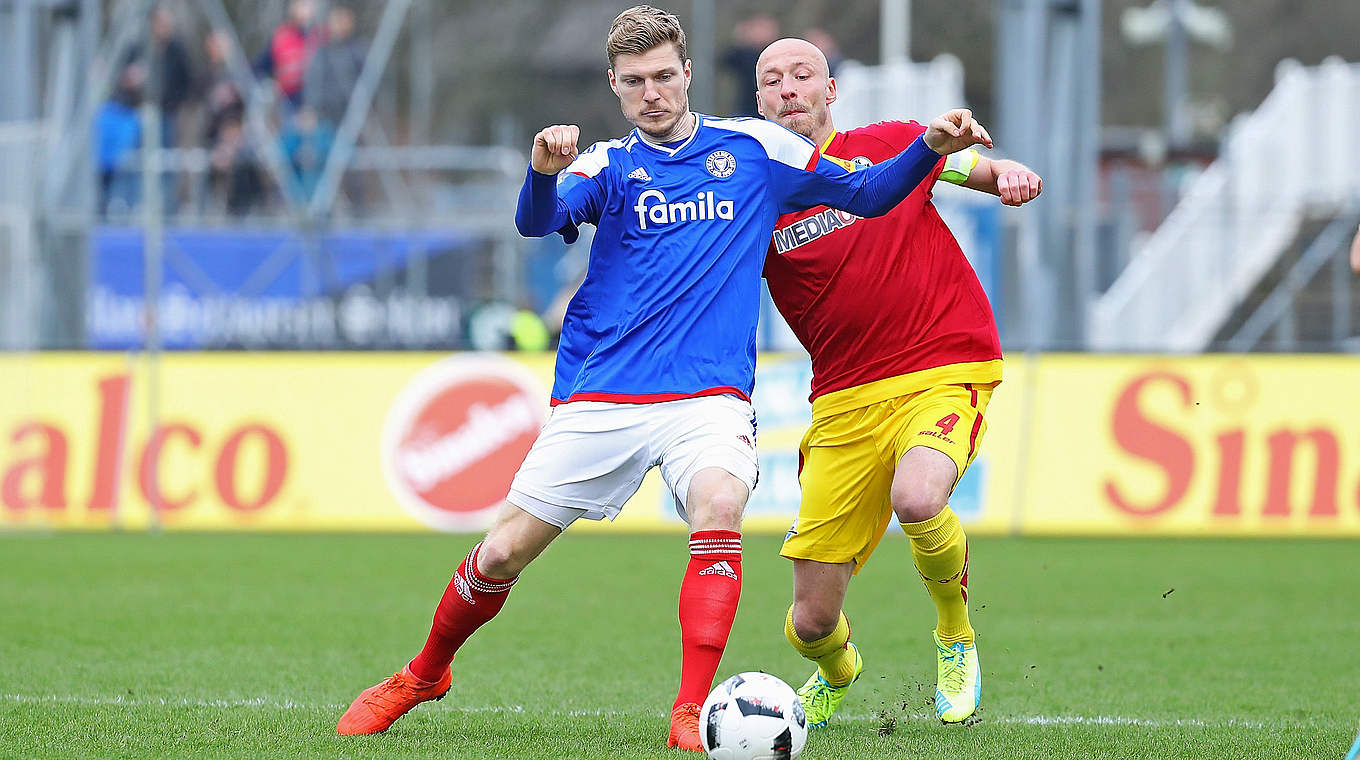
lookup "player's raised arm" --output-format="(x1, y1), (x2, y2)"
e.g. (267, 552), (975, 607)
(515, 124), (605, 241)
(770, 108), (993, 218)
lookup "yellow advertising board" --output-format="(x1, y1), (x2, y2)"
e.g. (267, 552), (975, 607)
(1, 352), (1357, 536)
(0, 352), (799, 534)
(1, 353), (439, 532)
(1015, 354), (1360, 535)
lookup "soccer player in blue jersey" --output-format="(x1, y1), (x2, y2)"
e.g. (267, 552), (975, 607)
(337, 5), (992, 749)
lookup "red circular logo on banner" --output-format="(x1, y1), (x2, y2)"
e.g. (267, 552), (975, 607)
(382, 356), (546, 531)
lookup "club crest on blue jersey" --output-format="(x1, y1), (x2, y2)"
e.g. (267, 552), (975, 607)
(705, 150), (737, 178)
(852, 156), (874, 170)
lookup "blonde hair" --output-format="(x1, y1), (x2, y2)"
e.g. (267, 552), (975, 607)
(607, 5), (687, 66)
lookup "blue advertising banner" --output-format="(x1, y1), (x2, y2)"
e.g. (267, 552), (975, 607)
(88, 227), (475, 349)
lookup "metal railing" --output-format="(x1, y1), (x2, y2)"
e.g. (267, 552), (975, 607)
(95, 144), (523, 227)
(1090, 57), (1360, 351)
(1226, 212), (1360, 351)
(0, 116), (530, 351)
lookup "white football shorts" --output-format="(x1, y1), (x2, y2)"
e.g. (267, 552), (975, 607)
(507, 394), (759, 529)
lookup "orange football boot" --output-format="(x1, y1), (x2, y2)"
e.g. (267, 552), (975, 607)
(336, 666), (452, 735)
(667, 701), (703, 751)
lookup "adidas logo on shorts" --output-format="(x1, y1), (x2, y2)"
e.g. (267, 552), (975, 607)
(699, 561), (738, 581)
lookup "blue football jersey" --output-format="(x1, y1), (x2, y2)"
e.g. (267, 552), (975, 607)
(515, 113), (940, 405)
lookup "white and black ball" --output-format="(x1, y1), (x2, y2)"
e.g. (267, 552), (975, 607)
(700, 672), (808, 760)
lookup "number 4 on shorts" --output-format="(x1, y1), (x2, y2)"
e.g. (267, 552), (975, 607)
(934, 414), (960, 436)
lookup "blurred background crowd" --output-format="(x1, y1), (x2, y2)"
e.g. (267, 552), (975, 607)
(97, 1), (367, 218)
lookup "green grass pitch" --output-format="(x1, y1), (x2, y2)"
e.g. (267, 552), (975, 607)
(1, 532), (1356, 759)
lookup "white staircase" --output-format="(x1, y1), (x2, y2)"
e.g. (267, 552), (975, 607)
(1090, 58), (1360, 351)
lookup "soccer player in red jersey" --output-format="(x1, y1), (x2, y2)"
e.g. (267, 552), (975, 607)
(754, 38), (1042, 726)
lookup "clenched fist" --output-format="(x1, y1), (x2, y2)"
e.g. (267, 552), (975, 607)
(997, 169), (1042, 206)
(531, 124), (581, 175)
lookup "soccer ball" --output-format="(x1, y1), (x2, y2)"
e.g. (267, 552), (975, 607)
(699, 672), (807, 760)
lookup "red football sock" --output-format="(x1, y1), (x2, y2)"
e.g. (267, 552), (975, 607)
(408, 542), (517, 684)
(674, 530), (743, 708)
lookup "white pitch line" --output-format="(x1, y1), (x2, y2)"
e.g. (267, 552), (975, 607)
(2, 694), (332, 710)
(0, 694), (1282, 729)
(0, 694), (605, 716)
(830, 711), (1274, 729)
(966, 715), (1268, 729)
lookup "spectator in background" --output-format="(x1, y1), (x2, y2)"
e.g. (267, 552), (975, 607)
(151, 6), (194, 141)
(126, 5), (193, 145)
(256, 0), (321, 115)
(96, 63), (145, 217)
(123, 5), (192, 214)
(209, 117), (264, 217)
(304, 5), (369, 211)
(720, 14), (780, 116)
(280, 106), (335, 202)
(306, 6), (366, 128)
(199, 29), (263, 217)
(201, 30), (244, 149)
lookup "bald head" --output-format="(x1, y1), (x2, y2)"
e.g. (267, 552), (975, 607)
(756, 38), (830, 81)
(754, 38), (837, 144)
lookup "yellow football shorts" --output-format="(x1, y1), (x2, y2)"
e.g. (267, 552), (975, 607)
(780, 382), (994, 572)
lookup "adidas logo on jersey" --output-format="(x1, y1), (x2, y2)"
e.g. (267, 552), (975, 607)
(699, 561), (738, 581)
(627, 166), (652, 182)
(633, 189), (735, 230)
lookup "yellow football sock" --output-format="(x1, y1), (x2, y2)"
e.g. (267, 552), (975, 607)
(901, 505), (975, 646)
(784, 605), (858, 687)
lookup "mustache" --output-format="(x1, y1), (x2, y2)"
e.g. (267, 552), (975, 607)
(778, 103), (812, 116)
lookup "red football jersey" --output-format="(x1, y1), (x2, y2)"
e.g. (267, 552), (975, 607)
(764, 120), (1002, 404)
